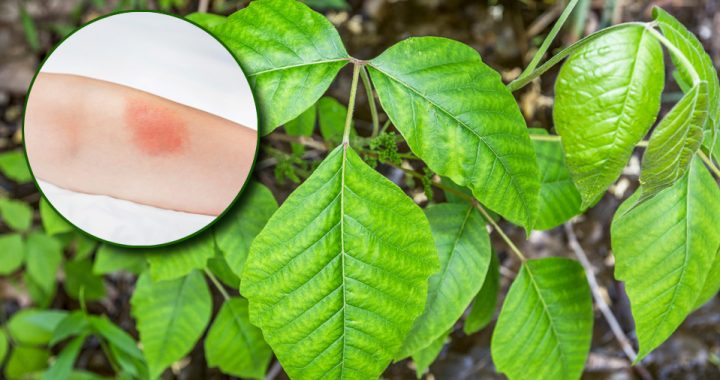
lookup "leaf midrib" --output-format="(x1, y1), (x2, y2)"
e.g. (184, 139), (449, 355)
(157, 275), (191, 369)
(339, 145), (348, 378)
(227, 303), (259, 365)
(642, 173), (694, 353)
(582, 28), (648, 200)
(524, 264), (569, 378)
(369, 65), (532, 224)
(249, 58), (350, 77)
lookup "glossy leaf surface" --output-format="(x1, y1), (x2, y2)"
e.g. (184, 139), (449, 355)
(368, 37), (540, 230)
(531, 129), (582, 230)
(212, 0), (348, 134)
(205, 298), (272, 379)
(242, 145), (438, 379)
(214, 181), (277, 279)
(397, 203), (490, 358)
(464, 251), (500, 334)
(492, 258), (593, 380)
(131, 271), (211, 379)
(554, 25), (664, 208)
(612, 158), (720, 361)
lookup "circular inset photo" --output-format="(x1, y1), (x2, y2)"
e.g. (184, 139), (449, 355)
(23, 12), (258, 247)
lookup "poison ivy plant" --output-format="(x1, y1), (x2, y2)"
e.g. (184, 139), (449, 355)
(285, 104), (318, 154)
(0, 233), (24, 275)
(0, 198), (33, 231)
(397, 203), (490, 359)
(213, 181), (277, 279)
(554, 25), (664, 208)
(241, 145), (438, 379)
(639, 81), (708, 201)
(368, 37), (540, 230)
(464, 251), (500, 334)
(204, 298), (271, 379)
(653, 7), (720, 155)
(0, 150), (32, 183)
(130, 271), (211, 379)
(24, 233), (63, 307)
(145, 233), (214, 281)
(612, 158), (720, 361)
(2, 2), (719, 380)
(492, 258), (593, 380)
(530, 129), (582, 230)
(412, 332), (447, 379)
(212, 0), (349, 134)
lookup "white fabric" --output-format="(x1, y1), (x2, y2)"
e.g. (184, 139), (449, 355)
(40, 180), (214, 246)
(35, 12), (256, 246)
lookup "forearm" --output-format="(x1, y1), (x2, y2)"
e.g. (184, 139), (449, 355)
(25, 73), (256, 215)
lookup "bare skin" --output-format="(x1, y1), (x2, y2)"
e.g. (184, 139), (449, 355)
(25, 73), (256, 216)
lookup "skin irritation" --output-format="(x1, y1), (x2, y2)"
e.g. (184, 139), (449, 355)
(124, 97), (188, 156)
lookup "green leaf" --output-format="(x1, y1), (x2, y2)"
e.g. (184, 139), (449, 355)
(464, 251), (500, 334)
(212, 0), (349, 134)
(0, 233), (24, 275)
(42, 334), (86, 380)
(25, 233), (63, 307)
(185, 12), (226, 28)
(72, 233), (97, 261)
(492, 258), (593, 380)
(51, 312), (90, 346)
(0, 198), (33, 231)
(89, 316), (144, 362)
(64, 259), (106, 301)
(439, 177), (472, 204)
(206, 254), (241, 288)
(130, 271), (211, 379)
(318, 96), (351, 144)
(0, 150), (32, 182)
(554, 25), (664, 208)
(242, 145), (438, 379)
(412, 332), (447, 379)
(89, 316), (147, 379)
(40, 197), (73, 236)
(611, 158), (720, 361)
(4, 346), (49, 379)
(146, 234), (214, 281)
(639, 82), (708, 202)
(368, 37), (540, 230)
(8, 309), (68, 346)
(653, 7), (720, 153)
(285, 104), (317, 154)
(214, 181), (277, 279)
(0, 330), (8, 365)
(397, 203), (490, 359)
(694, 245), (720, 309)
(93, 245), (146, 275)
(204, 298), (272, 379)
(530, 129), (582, 230)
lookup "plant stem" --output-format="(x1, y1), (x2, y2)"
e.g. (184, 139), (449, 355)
(507, 22), (645, 92)
(360, 66), (380, 138)
(473, 201), (527, 262)
(99, 339), (122, 374)
(391, 163), (527, 262)
(204, 268), (231, 301)
(520, 0), (579, 79)
(343, 63), (362, 144)
(563, 222), (637, 362)
(379, 119), (392, 134)
(645, 26), (700, 84)
(699, 150), (720, 178)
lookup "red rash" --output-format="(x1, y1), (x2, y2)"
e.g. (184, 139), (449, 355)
(124, 97), (188, 156)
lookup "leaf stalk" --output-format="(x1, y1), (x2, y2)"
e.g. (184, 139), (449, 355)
(343, 63), (362, 144)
